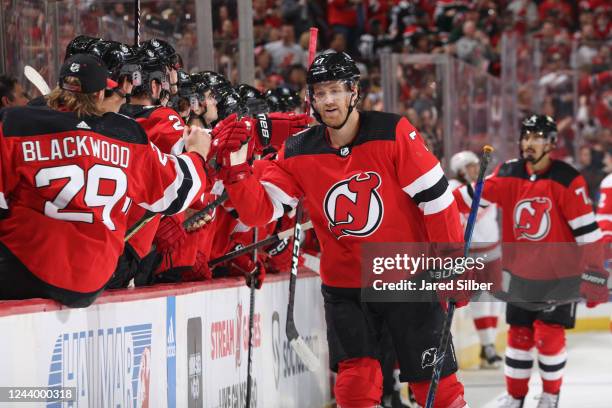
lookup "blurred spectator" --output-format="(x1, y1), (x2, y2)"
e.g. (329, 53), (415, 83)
(328, 0), (363, 55)
(0, 76), (29, 108)
(282, 0), (327, 40)
(264, 24), (305, 73)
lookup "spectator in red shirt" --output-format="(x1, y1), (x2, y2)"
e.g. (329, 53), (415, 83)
(328, 0), (363, 54)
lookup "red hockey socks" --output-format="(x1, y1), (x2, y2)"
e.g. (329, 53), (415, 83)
(334, 357), (383, 408)
(505, 325), (535, 398)
(410, 373), (467, 408)
(534, 320), (567, 395)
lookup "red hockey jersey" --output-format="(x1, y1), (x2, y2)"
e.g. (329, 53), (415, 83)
(453, 158), (603, 281)
(225, 111), (463, 288)
(119, 104), (188, 258)
(596, 173), (612, 242)
(0, 106), (206, 293)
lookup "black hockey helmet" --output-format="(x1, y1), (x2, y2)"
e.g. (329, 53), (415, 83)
(306, 52), (361, 129)
(236, 84), (269, 116)
(274, 86), (301, 112)
(131, 45), (169, 97)
(520, 114), (558, 143)
(190, 72), (209, 95)
(214, 85), (241, 120)
(306, 52), (360, 86)
(264, 88), (281, 112)
(65, 35), (103, 60)
(99, 41), (142, 86)
(139, 38), (181, 69)
(199, 71), (230, 93)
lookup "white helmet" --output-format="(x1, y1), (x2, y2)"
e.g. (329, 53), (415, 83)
(450, 151), (479, 177)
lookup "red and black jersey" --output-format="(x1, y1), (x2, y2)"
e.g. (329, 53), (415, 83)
(596, 173), (612, 242)
(453, 158), (603, 281)
(226, 111), (463, 288)
(119, 103), (187, 258)
(0, 106), (206, 294)
(119, 104), (186, 155)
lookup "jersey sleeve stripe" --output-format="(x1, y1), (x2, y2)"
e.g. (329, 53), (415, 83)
(596, 214), (612, 223)
(419, 187), (454, 215)
(171, 154), (202, 214)
(402, 163), (444, 197)
(411, 176), (448, 205)
(0, 192), (7, 210)
(261, 181), (299, 220)
(571, 221), (599, 238)
(170, 138), (185, 156)
(568, 213), (596, 230)
(574, 227), (603, 244)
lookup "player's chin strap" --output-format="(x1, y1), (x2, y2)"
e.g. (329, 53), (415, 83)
(524, 144), (553, 165)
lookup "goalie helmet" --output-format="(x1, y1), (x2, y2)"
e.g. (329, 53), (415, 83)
(450, 151), (479, 177)
(236, 84), (269, 116)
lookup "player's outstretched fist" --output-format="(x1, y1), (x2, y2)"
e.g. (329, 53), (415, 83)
(184, 125), (211, 161)
(207, 113), (251, 174)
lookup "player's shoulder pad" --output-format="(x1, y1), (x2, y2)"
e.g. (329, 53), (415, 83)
(100, 112), (149, 145)
(548, 159), (581, 187)
(283, 124), (331, 159)
(353, 111), (402, 146)
(119, 103), (157, 119)
(497, 158), (526, 178)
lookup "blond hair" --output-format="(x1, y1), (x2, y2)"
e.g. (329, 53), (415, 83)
(47, 77), (102, 117)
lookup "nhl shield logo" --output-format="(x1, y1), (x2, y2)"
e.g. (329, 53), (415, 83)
(324, 172), (383, 239)
(513, 197), (552, 241)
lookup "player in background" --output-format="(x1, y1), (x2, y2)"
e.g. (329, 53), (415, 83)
(596, 169), (612, 242)
(0, 54), (210, 307)
(265, 86), (302, 113)
(449, 151), (503, 369)
(453, 115), (608, 408)
(209, 52), (470, 408)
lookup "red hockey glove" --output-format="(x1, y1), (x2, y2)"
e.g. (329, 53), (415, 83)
(253, 112), (309, 153)
(265, 237), (294, 273)
(182, 250), (212, 281)
(580, 270), (609, 308)
(230, 252), (267, 289)
(207, 113), (251, 177)
(154, 215), (186, 254)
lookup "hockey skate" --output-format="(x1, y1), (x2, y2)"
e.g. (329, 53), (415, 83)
(535, 392), (560, 408)
(497, 394), (525, 408)
(480, 344), (502, 369)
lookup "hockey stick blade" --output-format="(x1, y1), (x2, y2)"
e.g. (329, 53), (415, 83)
(289, 336), (320, 372)
(24, 65), (51, 95)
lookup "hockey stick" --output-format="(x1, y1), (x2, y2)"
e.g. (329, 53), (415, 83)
(208, 220), (313, 267)
(134, 0), (141, 46)
(24, 65), (51, 95)
(425, 145), (494, 408)
(124, 210), (156, 241)
(285, 203), (320, 372)
(245, 227), (258, 408)
(182, 191), (228, 230)
(304, 27), (318, 116)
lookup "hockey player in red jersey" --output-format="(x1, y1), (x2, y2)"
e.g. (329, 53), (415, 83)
(454, 115), (609, 408)
(0, 54), (210, 307)
(596, 171), (612, 242)
(209, 52), (470, 408)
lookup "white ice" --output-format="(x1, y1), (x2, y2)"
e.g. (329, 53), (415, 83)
(462, 331), (612, 408)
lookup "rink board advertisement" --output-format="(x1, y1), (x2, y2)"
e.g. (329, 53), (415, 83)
(0, 273), (331, 408)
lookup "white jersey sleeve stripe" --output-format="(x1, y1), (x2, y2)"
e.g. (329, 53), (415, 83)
(402, 163), (444, 197)
(261, 181), (299, 221)
(0, 192), (7, 210)
(596, 214), (612, 223)
(568, 212), (596, 230)
(420, 187), (455, 215)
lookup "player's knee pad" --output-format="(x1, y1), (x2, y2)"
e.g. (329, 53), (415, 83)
(508, 325), (535, 350)
(335, 357), (382, 408)
(533, 320), (565, 354)
(410, 374), (466, 408)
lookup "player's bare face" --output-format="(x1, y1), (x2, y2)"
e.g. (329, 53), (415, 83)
(521, 131), (549, 162)
(312, 81), (353, 127)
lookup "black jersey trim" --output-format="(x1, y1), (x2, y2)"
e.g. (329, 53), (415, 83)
(497, 159), (579, 188)
(571, 222), (599, 237)
(1, 106), (148, 145)
(412, 176), (448, 205)
(162, 156), (194, 215)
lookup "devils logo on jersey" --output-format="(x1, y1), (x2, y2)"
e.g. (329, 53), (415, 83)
(324, 172), (383, 239)
(514, 197), (552, 241)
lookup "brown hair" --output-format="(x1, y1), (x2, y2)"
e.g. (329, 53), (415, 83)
(47, 77), (103, 117)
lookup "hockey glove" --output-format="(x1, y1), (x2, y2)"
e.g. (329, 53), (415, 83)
(207, 113), (251, 177)
(154, 215), (187, 254)
(253, 112), (309, 153)
(580, 270), (609, 308)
